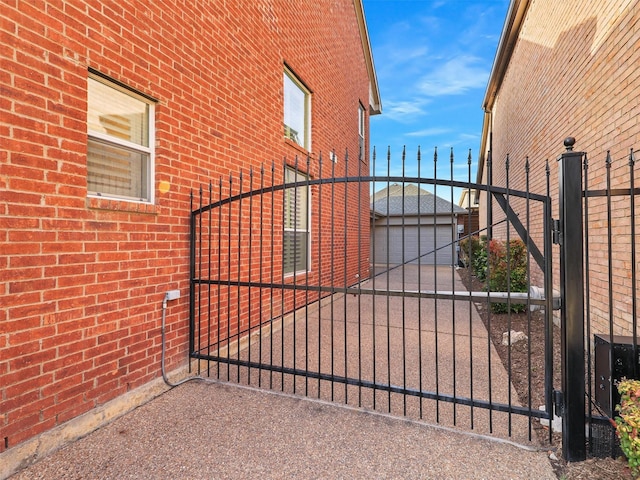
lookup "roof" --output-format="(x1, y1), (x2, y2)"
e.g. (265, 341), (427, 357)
(371, 184), (467, 216)
(354, 1), (382, 115)
(482, 0), (530, 113)
(477, 0), (530, 184)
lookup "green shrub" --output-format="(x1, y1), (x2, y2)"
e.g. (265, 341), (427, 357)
(458, 237), (469, 266)
(614, 379), (640, 477)
(486, 238), (527, 314)
(460, 236), (528, 313)
(459, 235), (487, 280)
(473, 240), (488, 281)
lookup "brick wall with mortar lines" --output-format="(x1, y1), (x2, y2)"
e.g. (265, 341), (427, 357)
(0, 0), (372, 452)
(189, 169), (372, 355)
(481, 0), (640, 336)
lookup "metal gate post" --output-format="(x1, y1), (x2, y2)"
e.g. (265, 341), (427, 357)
(558, 137), (586, 461)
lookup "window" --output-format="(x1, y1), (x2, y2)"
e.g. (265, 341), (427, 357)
(358, 103), (365, 161)
(87, 73), (155, 202)
(284, 68), (310, 150)
(284, 167), (310, 275)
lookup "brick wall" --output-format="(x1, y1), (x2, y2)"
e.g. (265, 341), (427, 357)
(1, 0), (373, 452)
(481, 0), (640, 335)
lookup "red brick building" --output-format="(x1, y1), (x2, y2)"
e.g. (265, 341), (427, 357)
(478, 0), (640, 336)
(0, 1), (381, 473)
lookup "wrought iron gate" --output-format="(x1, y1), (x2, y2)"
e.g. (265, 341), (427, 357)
(188, 147), (558, 445)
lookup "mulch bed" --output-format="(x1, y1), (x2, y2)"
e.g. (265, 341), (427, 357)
(458, 266), (633, 480)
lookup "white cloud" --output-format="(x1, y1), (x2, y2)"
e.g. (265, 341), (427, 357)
(458, 4), (506, 46)
(375, 42), (430, 80)
(458, 132), (480, 141)
(406, 127), (451, 137)
(382, 99), (431, 122)
(417, 55), (490, 96)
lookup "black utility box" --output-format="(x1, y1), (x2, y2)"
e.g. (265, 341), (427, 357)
(594, 334), (640, 417)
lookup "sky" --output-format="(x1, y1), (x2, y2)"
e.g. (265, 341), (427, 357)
(362, 0), (510, 182)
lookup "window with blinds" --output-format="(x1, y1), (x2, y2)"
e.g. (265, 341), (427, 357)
(87, 74), (154, 202)
(283, 167), (310, 275)
(284, 68), (310, 150)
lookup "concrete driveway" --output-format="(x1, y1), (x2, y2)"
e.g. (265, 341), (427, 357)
(8, 265), (558, 479)
(10, 381), (557, 479)
(208, 264), (541, 443)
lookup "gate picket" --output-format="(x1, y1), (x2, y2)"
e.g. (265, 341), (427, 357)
(189, 148), (555, 445)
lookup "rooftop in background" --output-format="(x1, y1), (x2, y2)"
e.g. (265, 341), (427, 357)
(371, 183), (467, 216)
(458, 188), (480, 209)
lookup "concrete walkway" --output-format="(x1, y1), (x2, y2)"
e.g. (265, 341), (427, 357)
(8, 265), (558, 478)
(208, 265), (544, 443)
(11, 380), (557, 479)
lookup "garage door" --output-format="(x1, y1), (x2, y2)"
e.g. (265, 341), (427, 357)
(372, 225), (454, 265)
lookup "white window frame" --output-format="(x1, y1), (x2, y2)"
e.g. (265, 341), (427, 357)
(283, 67), (311, 151)
(87, 72), (155, 203)
(283, 166), (311, 277)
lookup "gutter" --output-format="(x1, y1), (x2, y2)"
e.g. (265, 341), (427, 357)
(476, 0), (530, 185)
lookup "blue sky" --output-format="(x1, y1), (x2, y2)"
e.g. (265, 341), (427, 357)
(363, 0), (510, 181)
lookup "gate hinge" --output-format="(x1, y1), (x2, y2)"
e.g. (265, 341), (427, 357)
(553, 389), (564, 417)
(552, 219), (562, 245)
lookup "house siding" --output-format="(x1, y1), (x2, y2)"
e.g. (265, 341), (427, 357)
(480, 0), (640, 335)
(1, 0), (375, 456)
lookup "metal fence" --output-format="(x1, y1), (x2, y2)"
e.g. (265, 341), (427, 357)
(188, 147), (557, 444)
(580, 148), (640, 459)
(184, 139), (640, 461)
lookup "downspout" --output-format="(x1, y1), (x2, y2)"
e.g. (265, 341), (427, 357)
(477, 109), (493, 187)
(476, 109), (492, 239)
(487, 114), (493, 239)
(477, 0), (529, 236)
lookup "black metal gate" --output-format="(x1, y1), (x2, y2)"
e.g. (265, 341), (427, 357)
(188, 147), (558, 445)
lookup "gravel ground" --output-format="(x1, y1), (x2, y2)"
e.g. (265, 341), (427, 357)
(11, 380), (557, 480)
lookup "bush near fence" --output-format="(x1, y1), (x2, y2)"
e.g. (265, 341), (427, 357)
(460, 236), (528, 313)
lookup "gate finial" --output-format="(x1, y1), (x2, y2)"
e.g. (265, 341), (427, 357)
(563, 137), (576, 151)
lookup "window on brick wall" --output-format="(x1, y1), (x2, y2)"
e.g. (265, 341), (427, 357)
(284, 68), (311, 150)
(284, 166), (310, 276)
(358, 103), (365, 162)
(87, 73), (155, 202)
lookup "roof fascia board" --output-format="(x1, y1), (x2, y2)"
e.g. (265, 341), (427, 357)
(477, 0), (530, 184)
(354, 0), (382, 115)
(482, 0), (530, 112)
